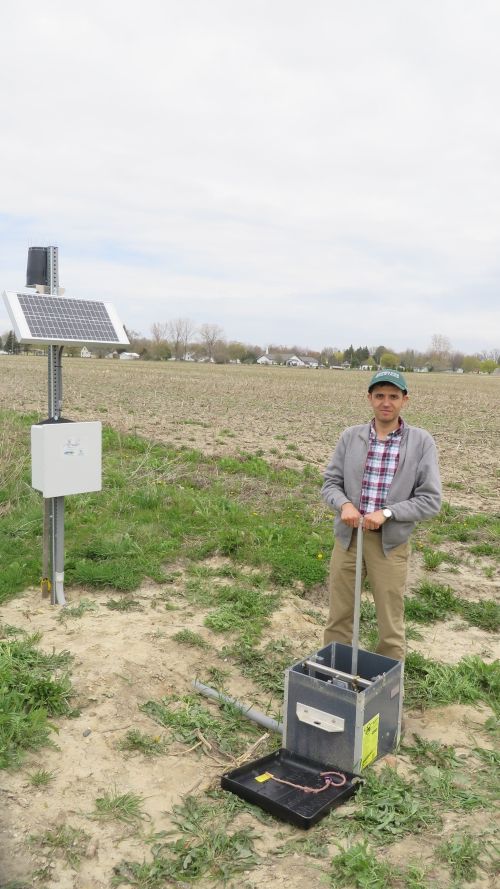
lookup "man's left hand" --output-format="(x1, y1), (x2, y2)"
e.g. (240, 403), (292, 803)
(363, 510), (387, 531)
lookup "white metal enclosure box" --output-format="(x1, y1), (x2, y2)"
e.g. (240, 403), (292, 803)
(31, 421), (102, 498)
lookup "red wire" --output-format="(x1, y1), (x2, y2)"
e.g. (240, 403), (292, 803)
(267, 770), (347, 793)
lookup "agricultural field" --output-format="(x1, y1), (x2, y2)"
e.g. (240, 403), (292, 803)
(0, 357), (499, 889)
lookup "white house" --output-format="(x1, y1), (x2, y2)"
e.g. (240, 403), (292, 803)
(119, 351), (141, 360)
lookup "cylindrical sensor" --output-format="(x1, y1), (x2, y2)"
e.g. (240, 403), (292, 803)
(26, 246), (49, 287)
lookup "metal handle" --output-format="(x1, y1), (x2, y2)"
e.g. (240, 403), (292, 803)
(351, 521), (363, 676)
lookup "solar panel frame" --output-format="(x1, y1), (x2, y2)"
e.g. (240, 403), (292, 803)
(2, 290), (130, 346)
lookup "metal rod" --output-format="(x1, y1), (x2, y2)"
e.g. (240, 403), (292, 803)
(45, 246), (65, 606)
(351, 523), (363, 676)
(192, 680), (283, 734)
(302, 660), (372, 688)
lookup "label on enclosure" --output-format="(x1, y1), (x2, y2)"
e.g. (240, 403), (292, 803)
(361, 713), (380, 768)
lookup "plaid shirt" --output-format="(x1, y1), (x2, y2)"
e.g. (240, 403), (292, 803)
(359, 419), (404, 515)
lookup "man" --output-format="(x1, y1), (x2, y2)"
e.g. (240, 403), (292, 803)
(321, 369), (441, 662)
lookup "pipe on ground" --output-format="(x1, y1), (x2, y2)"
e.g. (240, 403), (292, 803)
(192, 679), (283, 735)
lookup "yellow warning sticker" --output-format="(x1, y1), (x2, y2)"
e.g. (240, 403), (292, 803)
(361, 713), (380, 769)
(255, 772), (273, 783)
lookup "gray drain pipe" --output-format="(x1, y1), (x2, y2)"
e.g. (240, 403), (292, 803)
(192, 680), (283, 735)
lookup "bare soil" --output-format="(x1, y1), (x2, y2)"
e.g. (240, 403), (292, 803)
(0, 358), (499, 887)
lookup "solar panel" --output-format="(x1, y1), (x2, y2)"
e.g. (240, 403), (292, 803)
(2, 291), (129, 347)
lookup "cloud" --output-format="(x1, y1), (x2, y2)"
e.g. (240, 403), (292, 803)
(1, 0), (499, 352)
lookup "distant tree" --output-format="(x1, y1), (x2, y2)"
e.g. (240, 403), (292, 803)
(168, 318), (196, 360)
(227, 341), (247, 362)
(429, 334), (452, 371)
(462, 355), (481, 373)
(5, 330), (19, 354)
(241, 349), (260, 364)
(450, 351), (464, 371)
(199, 323), (225, 361)
(0, 334), (3, 349)
(372, 345), (390, 365)
(480, 359), (497, 374)
(380, 351), (399, 368)
(150, 321), (171, 360)
(320, 346), (340, 366)
(344, 344), (354, 364)
(398, 348), (417, 370)
(354, 346), (370, 363)
(212, 339), (229, 363)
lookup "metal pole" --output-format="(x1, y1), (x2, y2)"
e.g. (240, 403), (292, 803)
(45, 246), (65, 606)
(351, 522), (363, 677)
(192, 680), (283, 734)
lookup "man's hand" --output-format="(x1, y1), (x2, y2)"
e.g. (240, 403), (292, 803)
(363, 510), (387, 531)
(340, 502), (362, 527)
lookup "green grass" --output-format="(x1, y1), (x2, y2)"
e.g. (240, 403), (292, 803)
(105, 596), (143, 612)
(405, 581), (500, 631)
(0, 413), (331, 603)
(57, 598), (98, 621)
(93, 789), (149, 823)
(30, 824), (90, 872)
(172, 629), (211, 649)
(404, 652), (500, 712)
(428, 502), (500, 553)
(436, 834), (482, 883)
(113, 793), (258, 887)
(28, 768), (56, 787)
(0, 630), (73, 768)
(334, 766), (440, 844)
(328, 841), (427, 888)
(140, 693), (264, 756)
(118, 729), (168, 756)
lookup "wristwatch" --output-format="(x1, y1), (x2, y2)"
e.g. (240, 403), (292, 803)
(382, 508), (393, 520)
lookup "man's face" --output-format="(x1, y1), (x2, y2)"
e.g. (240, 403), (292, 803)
(368, 384), (408, 424)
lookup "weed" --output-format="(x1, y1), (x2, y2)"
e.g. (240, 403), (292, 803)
(225, 637), (297, 696)
(0, 633), (73, 769)
(328, 841), (397, 887)
(105, 596), (143, 612)
(404, 652), (500, 712)
(333, 766), (440, 844)
(93, 789), (149, 823)
(437, 833), (482, 883)
(28, 769), (56, 787)
(400, 734), (459, 769)
(30, 824), (90, 869)
(119, 729), (168, 756)
(141, 693), (261, 755)
(172, 629), (210, 649)
(114, 793), (258, 886)
(57, 598), (97, 621)
(405, 582), (500, 631)
(422, 548), (447, 571)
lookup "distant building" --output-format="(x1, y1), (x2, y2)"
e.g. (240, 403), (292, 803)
(119, 351), (141, 360)
(81, 346), (92, 358)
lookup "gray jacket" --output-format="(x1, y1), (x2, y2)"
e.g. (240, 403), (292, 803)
(321, 422), (442, 553)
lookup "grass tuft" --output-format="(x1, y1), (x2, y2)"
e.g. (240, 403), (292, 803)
(93, 789), (149, 823)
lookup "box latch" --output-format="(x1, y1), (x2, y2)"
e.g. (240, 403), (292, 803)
(296, 702), (345, 733)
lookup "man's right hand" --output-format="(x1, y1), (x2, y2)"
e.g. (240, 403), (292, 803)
(340, 502), (362, 527)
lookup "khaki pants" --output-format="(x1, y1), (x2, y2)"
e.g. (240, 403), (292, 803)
(324, 529), (410, 662)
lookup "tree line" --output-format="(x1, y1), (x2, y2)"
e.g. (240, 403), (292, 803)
(1, 325), (499, 373)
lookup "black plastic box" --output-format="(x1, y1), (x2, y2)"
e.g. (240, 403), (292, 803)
(221, 747), (362, 829)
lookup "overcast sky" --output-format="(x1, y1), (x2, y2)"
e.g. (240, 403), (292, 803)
(1, 0), (499, 353)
